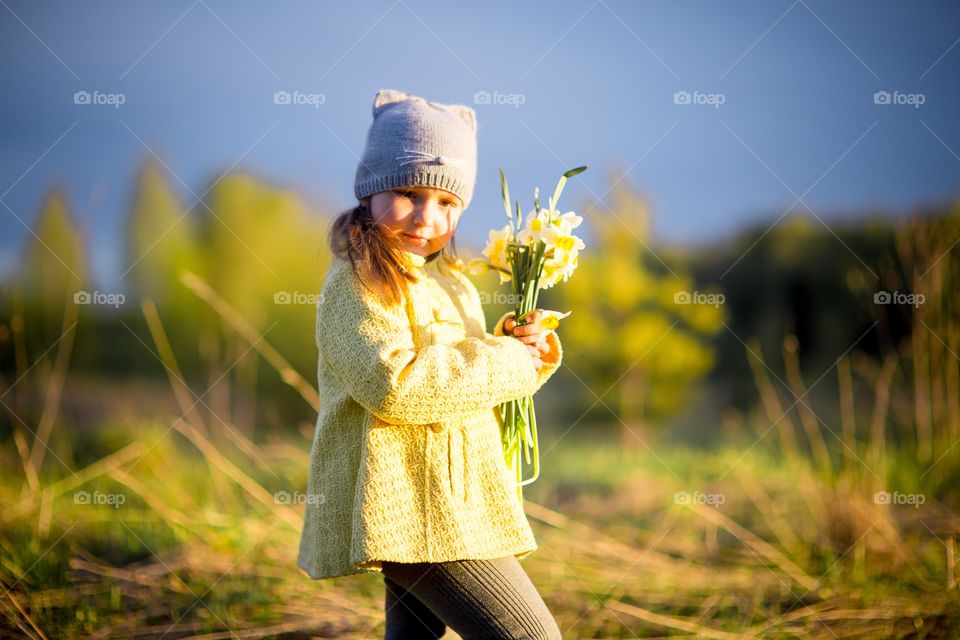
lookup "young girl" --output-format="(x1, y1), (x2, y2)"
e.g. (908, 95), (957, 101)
(297, 88), (564, 640)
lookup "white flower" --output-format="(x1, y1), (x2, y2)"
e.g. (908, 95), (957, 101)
(537, 309), (572, 330)
(518, 209), (552, 245)
(546, 210), (583, 235)
(482, 225), (513, 270)
(544, 230), (585, 264)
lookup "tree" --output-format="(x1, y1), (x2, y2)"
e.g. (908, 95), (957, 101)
(17, 189), (87, 349)
(126, 161), (201, 315)
(556, 180), (724, 446)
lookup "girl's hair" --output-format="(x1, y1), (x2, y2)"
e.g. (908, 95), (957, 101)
(328, 198), (460, 307)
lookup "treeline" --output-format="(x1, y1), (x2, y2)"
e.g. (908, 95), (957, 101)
(0, 161), (955, 441)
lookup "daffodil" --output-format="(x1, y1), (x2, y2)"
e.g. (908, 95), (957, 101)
(482, 225), (512, 269)
(470, 165), (588, 504)
(476, 225), (515, 284)
(539, 258), (566, 289)
(466, 258), (489, 275)
(546, 209), (583, 234)
(516, 208), (552, 245)
(535, 309), (572, 330)
(544, 230), (585, 267)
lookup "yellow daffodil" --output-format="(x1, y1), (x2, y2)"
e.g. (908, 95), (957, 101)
(517, 209), (551, 245)
(480, 165), (588, 504)
(536, 309), (572, 330)
(481, 224), (513, 273)
(466, 258), (489, 276)
(544, 229), (585, 256)
(547, 210), (583, 234)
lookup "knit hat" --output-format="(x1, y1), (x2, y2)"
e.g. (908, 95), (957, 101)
(354, 89), (478, 210)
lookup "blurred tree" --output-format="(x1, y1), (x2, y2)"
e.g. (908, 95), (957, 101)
(689, 209), (895, 413)
(854, 198), (960, 476)
(2, 190), (87, 471)
(16, 189), (87, 349)
(555, 180), (724, 446)
(123, 165), (333, 430)
(202, 173), (328, 327)
(126, 161), (201, 315)
(199, 173), (331, 429)
(125, 161), (209, 365)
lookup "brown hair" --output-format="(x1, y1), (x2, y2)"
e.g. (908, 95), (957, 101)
(328, 198), (461, 307)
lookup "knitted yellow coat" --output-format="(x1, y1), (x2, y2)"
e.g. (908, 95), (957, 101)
(296, 248), (563, 580)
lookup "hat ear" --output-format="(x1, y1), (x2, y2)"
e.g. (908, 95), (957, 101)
(372, 89), (409, 115)
(449, 104), (477, 133)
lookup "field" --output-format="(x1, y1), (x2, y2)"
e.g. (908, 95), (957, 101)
(4, 204), (959, 638)
(3, 416), (958, 639)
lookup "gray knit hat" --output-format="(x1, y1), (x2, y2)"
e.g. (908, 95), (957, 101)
(354, 89), (478, 210)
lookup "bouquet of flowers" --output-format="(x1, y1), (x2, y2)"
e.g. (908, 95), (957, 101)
(468, 165), (588, 503)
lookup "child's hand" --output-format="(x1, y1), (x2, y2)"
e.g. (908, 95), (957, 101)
(504, 310), (552, 373)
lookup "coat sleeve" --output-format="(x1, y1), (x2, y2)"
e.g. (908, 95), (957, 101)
(317, 263), (542, 426)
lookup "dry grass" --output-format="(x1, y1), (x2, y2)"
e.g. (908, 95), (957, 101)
(3, 429), (957, 639)
(2, 267), (959, 638)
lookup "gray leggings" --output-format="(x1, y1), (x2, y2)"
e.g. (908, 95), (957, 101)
(381, 555), (562, 639)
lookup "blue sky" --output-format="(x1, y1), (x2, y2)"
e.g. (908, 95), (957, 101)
(2, 0), (958, 288)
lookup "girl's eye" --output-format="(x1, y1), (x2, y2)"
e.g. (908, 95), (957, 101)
(396, 190), (416, 199)
(441, 200), (456, 208)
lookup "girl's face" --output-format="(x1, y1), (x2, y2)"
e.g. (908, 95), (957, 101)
(369, 186), (463, 256)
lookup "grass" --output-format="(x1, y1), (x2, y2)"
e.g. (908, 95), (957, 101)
(1, 420), (958, 639)
(3, 265), (959, 638)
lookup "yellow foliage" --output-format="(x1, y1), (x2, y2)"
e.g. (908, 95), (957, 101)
(18, 190), (87, 340)
(553, 181), (725, 425)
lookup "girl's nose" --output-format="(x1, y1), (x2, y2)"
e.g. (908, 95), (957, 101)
(414, 201), (444, 226)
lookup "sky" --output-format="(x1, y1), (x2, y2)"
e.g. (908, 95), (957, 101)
(1, 0), (958, 289)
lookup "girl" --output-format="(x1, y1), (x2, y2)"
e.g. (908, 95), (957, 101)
(297, 89), (564, 640)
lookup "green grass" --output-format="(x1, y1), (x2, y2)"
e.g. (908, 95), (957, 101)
(2, 422), (959, 639)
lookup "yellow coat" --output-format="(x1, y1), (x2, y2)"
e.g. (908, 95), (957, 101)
(296, 248), (563, 580)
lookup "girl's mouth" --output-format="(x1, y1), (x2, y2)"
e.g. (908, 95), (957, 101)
(403, 233), (429, 244)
